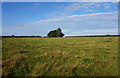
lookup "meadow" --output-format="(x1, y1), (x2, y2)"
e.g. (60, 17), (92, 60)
(2, 37), (118, 76)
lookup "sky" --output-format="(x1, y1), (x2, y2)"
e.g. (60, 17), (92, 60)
(1, 0), (119, 2)
(2, 2), (118, 36)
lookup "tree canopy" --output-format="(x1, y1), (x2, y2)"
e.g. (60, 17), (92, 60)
(47, 28), (64, 37)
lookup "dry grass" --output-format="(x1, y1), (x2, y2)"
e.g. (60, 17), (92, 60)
(2, 37), (118, 76)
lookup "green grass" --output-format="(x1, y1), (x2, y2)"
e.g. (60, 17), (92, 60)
(2, 37), (118, 76)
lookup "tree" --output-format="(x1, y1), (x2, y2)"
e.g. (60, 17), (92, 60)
(47, 28), (64, 37)
(47, 30), (57, 37)
(12, 35), (15, 37)
(56, 28), (64, 37)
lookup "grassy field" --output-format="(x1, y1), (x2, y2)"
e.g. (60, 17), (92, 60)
(2, 37), (118, 76)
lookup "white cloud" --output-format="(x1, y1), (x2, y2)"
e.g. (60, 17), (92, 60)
(3, 11), (118, 36)
(60, 2), (117, 15)
(69, 28), (118, 36)
(45, 2), (117, 18)
(29, 12), (117, 26)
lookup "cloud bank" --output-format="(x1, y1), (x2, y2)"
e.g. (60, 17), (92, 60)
(3, 11), (118, 36)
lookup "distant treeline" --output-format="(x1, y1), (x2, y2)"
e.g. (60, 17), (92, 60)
(66, 35), (120, 37)
(2, 35), (42, 38)
(1, 35), (120, 38)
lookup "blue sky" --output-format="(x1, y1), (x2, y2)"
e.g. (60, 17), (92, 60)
(2, 2), (118, 36)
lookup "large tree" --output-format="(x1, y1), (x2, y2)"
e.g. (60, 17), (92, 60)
(47, 28), (64, 37)
(56, 28), (64, 37)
